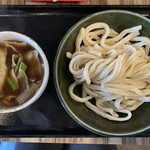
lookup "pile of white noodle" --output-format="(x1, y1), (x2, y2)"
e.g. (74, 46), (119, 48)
(66, 22), (150, 121)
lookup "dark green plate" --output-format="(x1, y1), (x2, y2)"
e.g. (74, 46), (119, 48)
(54, 10), (150, 136)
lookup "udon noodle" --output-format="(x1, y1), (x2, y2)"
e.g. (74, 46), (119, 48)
(66, 22), (150, 121)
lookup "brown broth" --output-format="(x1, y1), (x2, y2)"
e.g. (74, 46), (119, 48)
(0, 40), (43, 107)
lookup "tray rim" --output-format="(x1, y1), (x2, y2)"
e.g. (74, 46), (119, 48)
(0, 5), (150, 138)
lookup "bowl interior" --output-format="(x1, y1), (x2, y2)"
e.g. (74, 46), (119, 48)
(55, 10), (150, 136)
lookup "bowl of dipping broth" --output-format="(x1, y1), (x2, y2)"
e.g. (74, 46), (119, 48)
(0, 31), (49, 113)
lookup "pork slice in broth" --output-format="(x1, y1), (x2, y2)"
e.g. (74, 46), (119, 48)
(2, 41), (28, 54)
(24, 50), (42, 81)
(2, 41), (35, 55)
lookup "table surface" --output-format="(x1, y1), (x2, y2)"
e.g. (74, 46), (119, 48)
(0, 0), (150, 5)
(0, 0), (150, 146)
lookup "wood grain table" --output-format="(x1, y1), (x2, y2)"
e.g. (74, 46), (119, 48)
(0, 0), (150, 5)
(0, 0), (150, 146)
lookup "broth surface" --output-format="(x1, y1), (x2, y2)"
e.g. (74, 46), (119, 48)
(0, 40), (43, 106)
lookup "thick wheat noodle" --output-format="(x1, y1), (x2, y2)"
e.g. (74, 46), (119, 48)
(66, 22), (150, 121)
